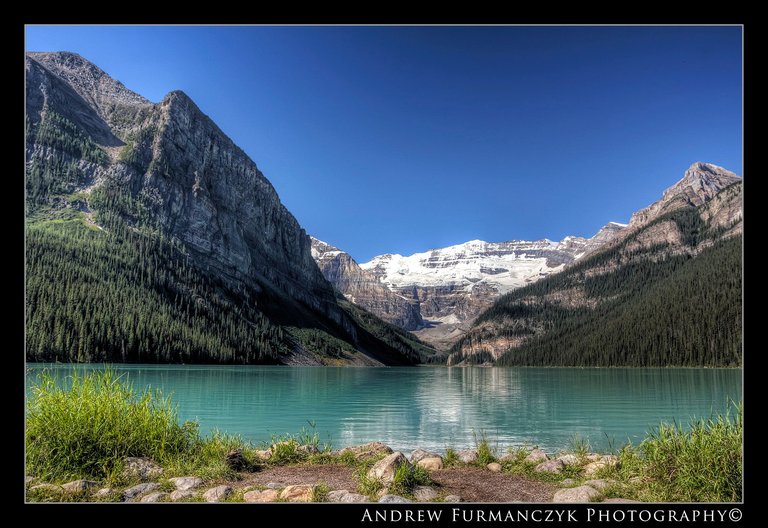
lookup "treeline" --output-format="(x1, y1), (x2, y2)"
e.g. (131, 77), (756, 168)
(28, 111), (107, 165)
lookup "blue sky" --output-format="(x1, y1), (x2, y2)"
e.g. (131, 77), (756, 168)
(25, 26), (742, 262)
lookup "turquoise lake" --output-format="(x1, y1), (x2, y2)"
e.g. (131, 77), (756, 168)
(25, 365), (741, 453)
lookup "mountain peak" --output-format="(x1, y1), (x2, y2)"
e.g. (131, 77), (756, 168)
(661, 161), (741, 204)
(686, 161), (733, 174)
(624, 162), (741, 232)
(27, 50), (151, 109)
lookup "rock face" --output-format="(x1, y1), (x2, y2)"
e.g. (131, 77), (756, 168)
(25, 51), (426, 367)
(311, 237), (424, 330)
(580, 222), (627, 257)
(29, 50), (334, 318)
(628, 162), (740, 230)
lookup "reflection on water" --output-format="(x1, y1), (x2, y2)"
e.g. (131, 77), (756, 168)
(26, 365), (741, 453)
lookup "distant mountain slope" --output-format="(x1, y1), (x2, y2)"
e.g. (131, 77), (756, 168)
(449, 165), (742, 367)
(310, 237), (424, 330)
(25, 51), (434, 365)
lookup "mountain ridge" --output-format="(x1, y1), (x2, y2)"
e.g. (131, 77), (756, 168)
(447, 167), (742, 367)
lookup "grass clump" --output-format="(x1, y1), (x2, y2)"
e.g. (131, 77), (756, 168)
(389, 463), (433, 497)
(474, 430), (498, 466)
(266, 422), (327, 465)
(443, 448), (459, 467)
(26, 370), (197, 482)
(614, 404), (742, 502)
(567, 434), (591, 460)
(312, 483), (331, 502)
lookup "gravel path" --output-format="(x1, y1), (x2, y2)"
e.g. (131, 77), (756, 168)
(236, 464), (557, 502)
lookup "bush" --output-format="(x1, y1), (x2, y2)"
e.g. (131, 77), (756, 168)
(26, 369), (197, 481)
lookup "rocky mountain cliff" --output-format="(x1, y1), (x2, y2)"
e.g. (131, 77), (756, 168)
(310, 238), (424, 330)
(449, 163), (742, 367)
(25, 51), (434, 366)
(627, 162), (740, 229)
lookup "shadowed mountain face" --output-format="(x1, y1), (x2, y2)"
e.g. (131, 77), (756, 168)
(310, 237), (424, 331)
(25, 51), (434, 366)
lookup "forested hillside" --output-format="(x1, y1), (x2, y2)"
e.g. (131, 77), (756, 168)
(449, 182), (742, 367)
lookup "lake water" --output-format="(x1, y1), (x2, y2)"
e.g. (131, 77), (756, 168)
(26, 365), (741, 454)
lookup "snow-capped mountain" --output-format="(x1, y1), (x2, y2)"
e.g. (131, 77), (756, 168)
(361, 237), (588, 294)
(352, 227), (624, 349)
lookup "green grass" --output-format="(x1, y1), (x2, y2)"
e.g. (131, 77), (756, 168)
(474, 430), (498, 466)
(26, 369), (197, 482)
(26, 369), (264, 485)
(443, 448), (459, 467)
(567, 434), (591, 461)
(388, 464), (433, 498)
(611, 404), (742, 502)
(312, 483), (330, 502)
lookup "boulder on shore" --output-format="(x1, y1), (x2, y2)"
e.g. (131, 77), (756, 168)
(552, 485), (600, 503)
(122, 457), (163, 480)
(338, 442), (393, 461)
(456, 450), (478, 464)
(417, 457), (444, 471)
(367, 452), (411, 484)
(535, 459), (565, 474)
(525, 449), (548, 463)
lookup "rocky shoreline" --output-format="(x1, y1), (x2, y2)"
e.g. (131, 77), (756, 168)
(26, 442), (639, 504)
